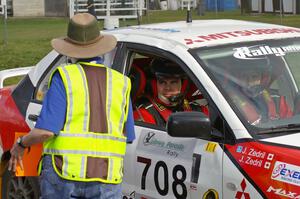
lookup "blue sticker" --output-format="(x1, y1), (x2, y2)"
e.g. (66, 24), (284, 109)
(236, 146), (243, 153)
(129, 27), (180, 33)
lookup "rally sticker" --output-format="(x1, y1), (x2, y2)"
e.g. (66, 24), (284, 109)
(271, 161), (300, 186)
(233, 45), (300, 59)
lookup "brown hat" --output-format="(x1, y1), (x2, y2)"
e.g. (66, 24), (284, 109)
(51, 13), (117, 58)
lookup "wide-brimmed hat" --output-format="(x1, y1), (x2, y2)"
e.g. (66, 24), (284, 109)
(51, 13), (117, 58)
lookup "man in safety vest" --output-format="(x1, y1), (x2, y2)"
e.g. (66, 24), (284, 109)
(8, 13), (135, 199)
(134, 58), (208, 127)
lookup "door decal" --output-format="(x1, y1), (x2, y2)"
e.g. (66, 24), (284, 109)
(235, 179), (251, 199)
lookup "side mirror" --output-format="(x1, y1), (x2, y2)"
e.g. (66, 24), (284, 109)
(167, 111), (212, 140)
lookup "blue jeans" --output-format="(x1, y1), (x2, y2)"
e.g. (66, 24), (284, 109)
(40, 156), (122, 199)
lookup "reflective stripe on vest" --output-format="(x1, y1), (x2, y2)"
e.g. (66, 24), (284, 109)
(44, 132), (127, 155)
(42, 63), (131, 184)
(60, 64), (90, 132)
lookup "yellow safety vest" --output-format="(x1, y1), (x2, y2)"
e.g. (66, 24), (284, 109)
(41, 63), (131, 184)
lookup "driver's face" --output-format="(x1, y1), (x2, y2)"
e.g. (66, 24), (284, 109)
(157, 77), (181, 99)
(241, 71), (262, 88)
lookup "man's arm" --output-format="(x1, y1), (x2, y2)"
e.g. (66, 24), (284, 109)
(125, 100), (136, 143)
(8, 72), (66, 173)
(20, 128), (54, 146)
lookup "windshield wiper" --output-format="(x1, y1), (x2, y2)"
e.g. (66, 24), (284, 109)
(257, 123), (300, 135)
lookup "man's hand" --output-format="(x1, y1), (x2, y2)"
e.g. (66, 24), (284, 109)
(8, 143), (25, 172)
(7, 128), (54, 173)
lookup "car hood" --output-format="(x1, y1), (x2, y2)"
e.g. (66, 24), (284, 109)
(261, 132), (300, 148)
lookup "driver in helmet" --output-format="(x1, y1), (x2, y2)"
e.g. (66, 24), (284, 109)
(133, 58), (208, 127)
(229, 58), (293, 124)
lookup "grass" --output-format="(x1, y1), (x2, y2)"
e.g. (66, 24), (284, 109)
(0, 18), (67, 69)
(1, 9), (300, 70)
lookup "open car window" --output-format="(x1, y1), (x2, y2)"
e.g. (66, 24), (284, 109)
(128, 51), (210, 129)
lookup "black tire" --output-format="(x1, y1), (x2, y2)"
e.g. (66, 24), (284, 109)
(1, 168), (40, 199)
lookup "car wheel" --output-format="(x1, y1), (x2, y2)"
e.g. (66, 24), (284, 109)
(1, 168), (40, 199)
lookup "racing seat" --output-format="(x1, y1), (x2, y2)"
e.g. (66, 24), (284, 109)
(129, 58), (152, 104)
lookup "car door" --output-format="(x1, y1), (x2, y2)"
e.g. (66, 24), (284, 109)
(130, 128), (226, 199)
(117, 43), (227, 199)
(24, 51), (64, 129)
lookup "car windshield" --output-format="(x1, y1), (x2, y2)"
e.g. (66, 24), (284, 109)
(194, 38), (300, 135)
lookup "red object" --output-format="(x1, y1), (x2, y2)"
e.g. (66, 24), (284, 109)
(279, 96), (293, 118)
(201, 105), (209, 116)
(235, 179), (251, 199)
(134, 107), (156, 124)
(130, 58), (151, 103)
(0, 87), (30, 152)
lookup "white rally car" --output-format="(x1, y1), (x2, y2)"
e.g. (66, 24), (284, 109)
(1, 19), (300, 199)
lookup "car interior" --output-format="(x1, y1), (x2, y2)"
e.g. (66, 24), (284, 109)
(127, 52), (209, 128)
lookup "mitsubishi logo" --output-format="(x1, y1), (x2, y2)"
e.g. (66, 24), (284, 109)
(235, 179), (250, 199)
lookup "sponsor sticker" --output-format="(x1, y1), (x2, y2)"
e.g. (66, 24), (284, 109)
(205, 142), (217, 152)
(271, 161), (300, 186)
(140, 131), (195, 159)
(267, 186), (300, 199)
(122, 191), (135, 199)
(233, 45), (300, 59)
(143, 132), (156, 146)
(128, 27), (180, 33)
(235, 145), (274, 169)
(143, 132), (184, 151)
(185, 28), (300, 45)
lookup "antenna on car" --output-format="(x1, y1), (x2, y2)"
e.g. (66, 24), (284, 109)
(186, 0), (192, 23)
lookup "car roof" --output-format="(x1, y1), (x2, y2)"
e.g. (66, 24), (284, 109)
(107, 19), (300, 49)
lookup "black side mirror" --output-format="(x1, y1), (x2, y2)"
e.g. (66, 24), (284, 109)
(167, 111), (212, 140)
